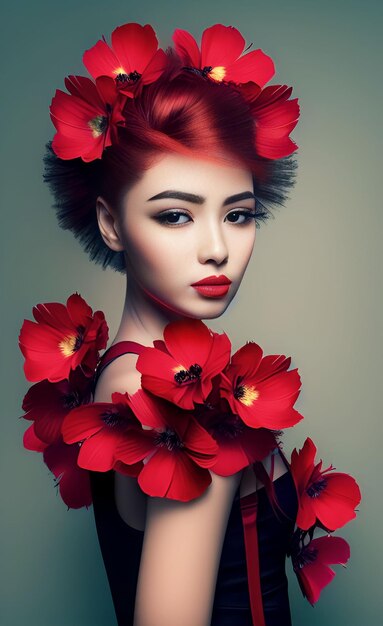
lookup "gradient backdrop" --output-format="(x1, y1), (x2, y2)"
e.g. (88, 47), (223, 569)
(1, 1), (381, 624)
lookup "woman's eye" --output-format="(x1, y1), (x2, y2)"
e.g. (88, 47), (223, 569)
(155, 211), (191, 226)
(226, 210), (256, 224)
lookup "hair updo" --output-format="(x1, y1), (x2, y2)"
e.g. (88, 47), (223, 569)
(44, 49), (298, 275)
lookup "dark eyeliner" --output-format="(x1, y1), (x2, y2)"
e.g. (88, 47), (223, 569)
(153, 210), (191, 226)
(225, 209), (257, 224)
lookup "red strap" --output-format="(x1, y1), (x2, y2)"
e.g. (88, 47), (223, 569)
(240, 489), (266, 626)
(94, 340), (146, 387)
(100, 340), (146, 363)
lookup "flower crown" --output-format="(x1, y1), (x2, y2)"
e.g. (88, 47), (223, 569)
(50, 22), (300, 162)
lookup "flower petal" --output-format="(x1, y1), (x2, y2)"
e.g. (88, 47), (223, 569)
(83, 38), (122, 79)
(23, 423), (48, 452)
(61, 404), (107, 443)
(225, 49), (275, 86)
(201, 24), (245, 69)
(43, 439), (92, 508)
(77, 428), (122, 471)
(112, 23), (159, 74)
(138, 447), (211, 500)
(172, 28), (201, 67)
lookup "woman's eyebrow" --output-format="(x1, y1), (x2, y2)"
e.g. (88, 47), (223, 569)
(147, 190), (256, 205)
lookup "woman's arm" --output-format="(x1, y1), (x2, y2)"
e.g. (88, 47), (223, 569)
(133, 469), (242, 626)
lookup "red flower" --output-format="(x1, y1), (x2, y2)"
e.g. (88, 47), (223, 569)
(117, 389), (219, 501)
(83, 22), (167, 95)
(23, 422), (48, 452)
(290, 438), (362, 531)
(61, 393), (144, 476)
(23, 424), (92, 509)
(21, 366), (93, 444)
(194, 382), (278, 475)
(19, 292), (108, 383)
(43, 438), (92, 509)
(136, 319), (231, 410)
(291, 534), (350, 605)
(50, 75), (127, 161)
(238, 82), (300, 159)
(220, 342), (303, 429)
(173, 23), (275, 87)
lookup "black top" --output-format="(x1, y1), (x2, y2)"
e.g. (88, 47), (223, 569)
(90, 465), (297, 626)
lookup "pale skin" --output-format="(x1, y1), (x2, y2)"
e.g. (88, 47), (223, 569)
(94, 151), (288, 626)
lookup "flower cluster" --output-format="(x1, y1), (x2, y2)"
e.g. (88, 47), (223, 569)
(18, 293), (109, 508)
(287, 437), (361, 604)
(18, 293), (361, 606)
(50, 22), (300, 162)
(18, 293), (302, 505)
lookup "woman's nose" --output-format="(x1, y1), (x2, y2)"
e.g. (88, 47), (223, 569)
(197, 219), (229, 265)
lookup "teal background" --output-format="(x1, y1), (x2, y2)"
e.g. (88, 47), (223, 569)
(1, 1), (382, 624)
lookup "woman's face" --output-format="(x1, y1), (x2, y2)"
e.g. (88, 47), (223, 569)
(113, 152), (257, 320)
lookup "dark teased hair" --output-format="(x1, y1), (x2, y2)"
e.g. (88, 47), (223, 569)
(43, 50), (298, 274)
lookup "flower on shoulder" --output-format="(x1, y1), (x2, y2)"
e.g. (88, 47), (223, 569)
(83, 22), (167, 96)
(290, 437), (362, 532)
(61, 393), (144, 476)
(290, 531), (350, 605)
(194, 380), (279, 476)
(220, 342), (303, 430)
(173, 23), (275, 87)
(19, 292), (108, 383)
(20, 366), (93, 445)
(136, 318), (231, 410)
(117, 389), (219, 501)
(50, 75), (127, 161)
(23, 424), (92, 509)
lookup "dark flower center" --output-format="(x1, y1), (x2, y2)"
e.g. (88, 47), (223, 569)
(182, 65), (213, 78)
(72, 325), (85, 352)
(202, 65), (213, 77)
(115, 70), (141, 85)
(154, 428), (184, 452)
(292, 545), (318, 571)
(212, 413), (245, 439)
(62, 391), (81, 410)
(174, 363), (202, 385)
(234, 385), (245, 399)
(88, 116), (108, 137)
(100, 409), (125, 428)
(59, 325), (86, 358)
(233, 380), (259, 406)
(307, 477), (327, 498)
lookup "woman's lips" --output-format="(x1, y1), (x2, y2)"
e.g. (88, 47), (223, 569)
(191, 275), (232, 298)
(192, 284), (231, 297)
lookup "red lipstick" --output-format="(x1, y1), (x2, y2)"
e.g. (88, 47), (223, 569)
(191, 275), (231, 298)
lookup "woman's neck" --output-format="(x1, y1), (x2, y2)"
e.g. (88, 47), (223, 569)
(112, 277), (189, 348)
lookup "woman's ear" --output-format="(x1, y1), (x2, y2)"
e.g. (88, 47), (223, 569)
(96, 196), (125, 252)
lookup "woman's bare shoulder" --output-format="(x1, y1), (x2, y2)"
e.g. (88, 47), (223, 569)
(93, 350), (142, 402)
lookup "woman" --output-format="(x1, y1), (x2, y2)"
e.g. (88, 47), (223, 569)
(19, 21), (361, 626)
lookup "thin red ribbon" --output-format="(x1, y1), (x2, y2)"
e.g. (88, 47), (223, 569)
(93, 340), (145, 390)
(240, 489), (266, 626)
